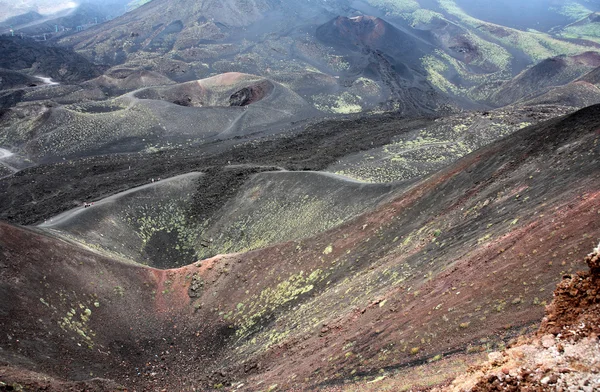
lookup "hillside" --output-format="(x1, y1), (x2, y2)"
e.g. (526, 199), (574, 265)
(316, 15), (430, 72)
(40, 170), (397, 268)
(1, 1), (600, 391)
(487, 52), (600, 107)
(53, 0), (600, 110)
(440, 245), (600, 391)
(0, 102), (598, 391)
(0, 36), (101, 83)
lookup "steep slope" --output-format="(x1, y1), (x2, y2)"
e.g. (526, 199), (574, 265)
(314, 15), (446, 114)
(0, 36), (101, 83)
(443, 245), (600, 391)
(0, 104), (598, 391)
(488, 52), (600, 107)
(60, 0), (287, 64)
(519, 81), (600, 108)
(205, 104), (600, 391)
(579, 64), (600, 85)
(515, 63), (600, 108)
(316, 15), (429, 73)
(0, 11), (44, 28)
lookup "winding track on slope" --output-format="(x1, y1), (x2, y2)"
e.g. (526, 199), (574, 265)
(38, 172), (202, 227)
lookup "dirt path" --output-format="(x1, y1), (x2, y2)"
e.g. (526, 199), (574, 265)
(38, 172), (202, 227)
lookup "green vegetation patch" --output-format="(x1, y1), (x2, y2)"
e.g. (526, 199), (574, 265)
(232, 269), (327, 340)
(313, 92), (363, 114)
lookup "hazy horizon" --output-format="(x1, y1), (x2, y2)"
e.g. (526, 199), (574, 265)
(0, 0), (138, 22)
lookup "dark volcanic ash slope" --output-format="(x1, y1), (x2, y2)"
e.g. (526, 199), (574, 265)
(0, 114), (434, 225)
(316, 15), (429, 73)
(315, 15), (446, 115)
(0, 36), (101, 83)
(0, 105), (599, 391)
(0, 69), (41, 90)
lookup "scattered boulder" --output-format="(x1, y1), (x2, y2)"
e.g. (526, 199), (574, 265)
(188, 273), (205, 298)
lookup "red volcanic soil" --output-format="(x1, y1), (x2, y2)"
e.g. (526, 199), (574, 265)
(0, 223), (233, 391)
(0, 105), (599, 391)
(449, 243), (600, 391)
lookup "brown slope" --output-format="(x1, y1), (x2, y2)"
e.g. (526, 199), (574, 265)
(443, 244), (600, 391)
(488, 52), (600, 107)
(578, 64), (600, 86)
(0, 105), (599, 391)
(0, 222), (234, 390)
(315, 15), (430, 72)
(214, 105), (600, 390)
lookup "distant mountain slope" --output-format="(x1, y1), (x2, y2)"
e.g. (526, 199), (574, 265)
(558, 11), (600, 44)
(0, 36), (100, 83)
(50, 0), (600, 110)
(57, 0), (450, 113)
(61, 0), (279, 62)
(488, 52), (600, 106)
(0, 11), (44, 28)
(0, 0), (78, 22)
(316, 15), (430, 72)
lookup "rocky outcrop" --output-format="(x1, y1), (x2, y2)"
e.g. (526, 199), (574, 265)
(443, 243), (600, 391)
(539, 243), (600, 339)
